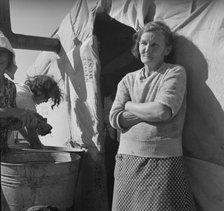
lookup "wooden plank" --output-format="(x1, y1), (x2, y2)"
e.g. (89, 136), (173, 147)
(0, 0), (61, 53)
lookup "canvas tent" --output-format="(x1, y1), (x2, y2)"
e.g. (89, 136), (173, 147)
(15, 0), (224, 210)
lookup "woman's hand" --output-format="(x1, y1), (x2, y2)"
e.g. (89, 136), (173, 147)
(124, 101), (131, 111)
(119, 110), (142, 129)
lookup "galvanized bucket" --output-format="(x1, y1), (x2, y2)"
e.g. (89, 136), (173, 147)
(1, 150), (81, 211)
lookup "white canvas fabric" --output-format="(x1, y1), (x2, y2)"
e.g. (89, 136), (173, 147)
(153, 1), (224, 210)
(185, 157), (224, 211)
(26, 1), (109, 210)
(107, 0), (154, 31)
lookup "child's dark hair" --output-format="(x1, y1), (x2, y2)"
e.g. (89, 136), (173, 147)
(131, 21), (174, 61)
(25, 75), (63, 109)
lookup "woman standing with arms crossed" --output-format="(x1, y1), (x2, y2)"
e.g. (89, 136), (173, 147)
(109, 21), (196, 210)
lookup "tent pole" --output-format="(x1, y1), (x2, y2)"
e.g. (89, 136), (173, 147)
(0, 0), (61, 53)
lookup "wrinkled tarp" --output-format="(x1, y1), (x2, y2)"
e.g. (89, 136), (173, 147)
(27, 0), (109, 210)
(153, 0), (224, 210)
(26, 0), (224, 210)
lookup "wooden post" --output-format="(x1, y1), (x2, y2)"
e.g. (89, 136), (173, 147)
(0, 0), (61, 53)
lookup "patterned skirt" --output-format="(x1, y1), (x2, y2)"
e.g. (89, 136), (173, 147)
(112, 154), (196, 211)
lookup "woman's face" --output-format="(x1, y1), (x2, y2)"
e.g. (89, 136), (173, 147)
(0, 48), (10, 74)
(138, 31), (171, 68)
